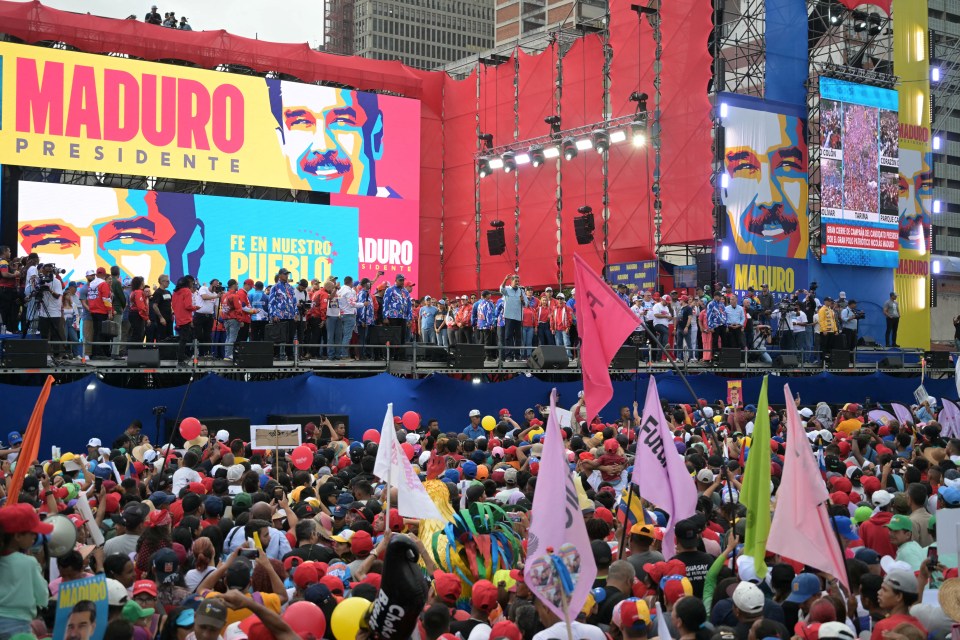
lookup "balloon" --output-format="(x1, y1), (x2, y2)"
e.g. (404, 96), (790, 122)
(401, 442), (414, 460)
(291, 445), (313, 470)
(362, 429), (381, 444)
(179, 417), (201, 441)
(331, 597), (371, 640)
(284, 600), (326, 639)
(366, 536), (430, 639)
(401, 411), (420, 430)
(481, 415), (496, 431)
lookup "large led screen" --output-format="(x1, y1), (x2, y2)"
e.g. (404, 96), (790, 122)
(819, 77), (899, 268)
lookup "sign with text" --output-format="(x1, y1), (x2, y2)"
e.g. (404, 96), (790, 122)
(250, 424), (302, 450)
(606, 260), (657, 291)
(53, 574), (109, 640)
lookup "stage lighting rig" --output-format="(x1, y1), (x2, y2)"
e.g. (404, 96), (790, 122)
(529, 146), (546, 167)
(544, 115), (562, 136)
(562, 138), (578, 161)
(592, 130), (610, 153)
(502, 151), (517, 173)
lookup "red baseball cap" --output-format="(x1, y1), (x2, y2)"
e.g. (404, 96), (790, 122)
(132, 580), (158, 597)
(292, 563), (320, 590)
(489, 621), (522, 640)
(188, 482), (206, 496)
(243, 278), (254, 287)
(320, 574), (344, 595)
(861, 476), (881, 494)
(593, 507), (614, 525)
(830, 491), (850, 507)
(604, 439), (619, 453)
(0, 504), (53, 535)
(96, 267), (107, 275)
(499, 408), (510, 416)
(472, 579), (499, 612)
(433, 570), (461, 605)
(350, 530), (374, 556)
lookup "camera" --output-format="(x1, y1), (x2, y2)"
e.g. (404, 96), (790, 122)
(809, 281), (818, 291)
(852, 310), (865, 320)
(211, 284), (224, 294)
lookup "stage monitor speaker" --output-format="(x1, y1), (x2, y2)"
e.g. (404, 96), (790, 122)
(415, 345), (449, 363)
(235, 342), (274, 368)
(2, 339), (47, 368)
(773, 354), (800, 368)
(612, 345), (639, 369)
(451, 343), (485, 368)
(719, 348), (742, 368)
(126, 347), (161, 367)
(830, 349), (852, 368)
(859, 336), (878, 348)
(267, 414), (350, 438)
(926, 351), (950, 368)
(369, 326), (401, 345)
(165, 416), (251, 447)
(487, 226), (506, 256)
(880, 356), (904, 369)
(530, 345), (569, 369)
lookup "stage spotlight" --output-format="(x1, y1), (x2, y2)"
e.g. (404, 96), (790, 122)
(934, 135), (941, 150)
(829, 6), (843, 25)
(529, 146), (546, 166)
(574, 205), (595, 244)
(720, 245), (730, 261)
(592, 130), (610, 153)
(479, 132), (494, 150)
(631, 121), (647, 146)
(575, 138), (593, 151)
(472, 375), (482, 384)
(867, 13), (882, 36)
(488, 157), (504, 170)
(515, 152), (531, 165)
(562, 138), (578, 161)
(934, 199), (942, 214)
(721, 173), (730, 188)
(543, 146), (561, 159)
(502, 151), (517, 173)
(609, 129), (628, 144)
(933, 260), (942, 275)
(852, 11), (867, 32)
(719, 102), (729, 118)
(478, 158), (491, 178)
(544, 115), (562, 136)
(932, 67), (941, 82)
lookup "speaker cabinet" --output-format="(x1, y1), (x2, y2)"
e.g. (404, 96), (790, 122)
(612, 346), (639, 369)
(879, 356), (904, 369)
(830, 349), (851, 368)
(235, 342), (274, 368)
(530, 345), (569, 369)
(126, 347), (161, 367)
(487, 226), (506, 255)
(451, 343), (485, 368)
(415, 345), (449, 363)
(2, 339), (47, 368)
(773, 354), (800, 368)
(926, 351), (950, 368)
(719, 348), (742, 368)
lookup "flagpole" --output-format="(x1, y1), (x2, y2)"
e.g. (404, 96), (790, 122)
(618, 483), (636, 559)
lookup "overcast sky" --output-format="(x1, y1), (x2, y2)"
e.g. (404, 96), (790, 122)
(34, 0), (326, 48)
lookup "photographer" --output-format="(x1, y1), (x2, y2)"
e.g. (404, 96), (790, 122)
(35, 263), (65, 359)
(840, 299), (862, 350)
(748, 323), (773, 365)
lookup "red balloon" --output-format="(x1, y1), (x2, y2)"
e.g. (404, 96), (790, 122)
(401, 442), (414, 460)
(283, 600), (326, 639)
(179, 417), (201, 441)
(401, 411), (420, 430)
(291, 445), (313, 470)
(363, 429), (381, 444)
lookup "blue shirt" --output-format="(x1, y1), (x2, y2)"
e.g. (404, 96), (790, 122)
(77, 284), (92, 320)
(382, 285), (411, 320)
(724, 304), (745, 326)
(567, 298), (577, 324)
(268, 281), (297, 320)
(248, 288), (267, 320)
(706, 300), (726, 330)
(357, 289), (375, 325)
(499, 285), (524, 321)
(476, 299), (496, 330)
(463, 423), (485, 439)
(471, 301), (481, 327)
(419, 305), (438, 331)
(494, 299), (505, 327)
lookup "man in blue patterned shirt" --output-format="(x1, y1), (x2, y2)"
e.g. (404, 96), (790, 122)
(356, 278), (376, 359)
(705, 290), (727, 363)
(476, 290), (496, 361)
(382, 274), (411, 344)
(269, 268), (297, 358)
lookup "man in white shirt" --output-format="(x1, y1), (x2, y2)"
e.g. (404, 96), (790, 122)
(22, 255), (40, 335)
(35, 264), (65, 359)
(171, 450), (202, 496)
(651, 295), (672, 361)
(335, 276), (361, 359)
(532, 597), (607, 640)
(193, 279), (221, 358)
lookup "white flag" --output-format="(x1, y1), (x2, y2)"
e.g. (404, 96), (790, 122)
(373, 404), (445, 521)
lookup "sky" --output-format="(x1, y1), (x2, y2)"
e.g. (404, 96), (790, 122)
(33, 0), (327, 48)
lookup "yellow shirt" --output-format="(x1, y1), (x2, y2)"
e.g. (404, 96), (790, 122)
(207, 591), (281, 626)
(818, 306), (838, 334)
(836, 419), (862, 435)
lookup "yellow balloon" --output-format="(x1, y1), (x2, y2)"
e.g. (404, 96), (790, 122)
(331, 597), (372, 640)
(481, 415), (497, 431)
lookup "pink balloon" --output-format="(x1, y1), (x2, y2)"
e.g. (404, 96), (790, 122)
(363, 429), (381, 444)
(179, 417), (201, 441)
(401, 442), (414, 460)
(291, 445), (313, 470)
(401, 411), (420, 430)
(284, 600), (326, 639)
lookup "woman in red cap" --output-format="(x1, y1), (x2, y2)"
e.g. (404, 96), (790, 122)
(0, 503), (53, 637)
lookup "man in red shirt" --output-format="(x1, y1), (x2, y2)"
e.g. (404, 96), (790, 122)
(304, 281), (331, 360)
(0, 246), (19, 333)
(87, 267), (114, 359)
(870, 570), (926, 640)
(171, 276), (199, 365)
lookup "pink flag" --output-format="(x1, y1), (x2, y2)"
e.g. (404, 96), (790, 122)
(525, 389), (597, 622)
(768, 383), (849, 592)
(940, 400), (960, 438)
(573, 253), (642, 424)
(630, 377), (698, 558)
(891, 402), (914, 427)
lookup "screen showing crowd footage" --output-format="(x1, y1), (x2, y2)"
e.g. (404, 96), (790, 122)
(17, 181), (360, 286)
(720, 101), (810, 260)
(818, 78), (900, 268)
(0, 42), (421, 197)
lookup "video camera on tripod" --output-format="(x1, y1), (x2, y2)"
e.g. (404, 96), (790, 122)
(33, 264), (65, 297)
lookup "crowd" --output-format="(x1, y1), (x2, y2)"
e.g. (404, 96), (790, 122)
(841, 105), (880, 215)
(0, 383), (956, 640)
(142, 6), (191, 30)
(0, 251), (906, 367)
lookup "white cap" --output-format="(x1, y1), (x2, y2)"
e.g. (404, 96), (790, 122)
(556, 293), (565, 299)
(798, 407), (813, 419)
(423, 295), (432, 300)
(215, 429), (230, 443)
(419, 451), (431, 467)
(732, 581), (764, 615)
(578, 391), (584, 398)
(696, 469), (715, 483)
(469, 409), (481, 417)
(571, 288), (575, 294)
(106, 578), (128, 606)
(142, 449), (158, 463)
(838, 291), (846, 298)
(702, 407), (715, 419)
(405, 433), (420, 445)
(250, 464), (263, 475)
(871, 489), (893, 508)
(227, 464), (245, 482)
(86, 438), (102, 448)
(85, 269), (96, 277)
(927, 396), (937, 406)
(879, 555), (911, 575)
(818, 621), (855, 640)
(97, 447), (111, 457)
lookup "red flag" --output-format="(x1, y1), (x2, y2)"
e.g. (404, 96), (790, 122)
(572, 254), (639, 424)
(838, 0), (890, 13)
(767, 382), (849, 592)
(7, 375), (54, 505)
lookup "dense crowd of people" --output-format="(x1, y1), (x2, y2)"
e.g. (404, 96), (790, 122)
(842, 105), (880, 215)
(0, 386), (956, 639)
(0, 251), (906, 367)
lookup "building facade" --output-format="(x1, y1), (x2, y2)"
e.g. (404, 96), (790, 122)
(494, 0), (608, 46)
